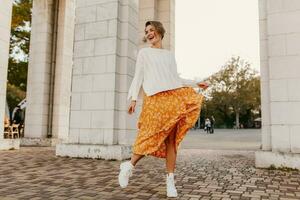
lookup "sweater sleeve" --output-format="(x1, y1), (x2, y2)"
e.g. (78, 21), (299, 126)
(180, 77), (199, 88)
(127, 50), (144, 101)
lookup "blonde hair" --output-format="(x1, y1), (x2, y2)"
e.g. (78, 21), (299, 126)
(143, 21), (166, 43)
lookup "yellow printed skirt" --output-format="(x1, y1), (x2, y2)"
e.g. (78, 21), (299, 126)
(133, 87), (204, 158)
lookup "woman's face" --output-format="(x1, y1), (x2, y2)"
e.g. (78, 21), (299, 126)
(145, 25), (162, 45)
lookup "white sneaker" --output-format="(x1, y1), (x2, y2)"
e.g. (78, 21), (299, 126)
(118, 161), (134, 188)
(166, 173), (178, 198)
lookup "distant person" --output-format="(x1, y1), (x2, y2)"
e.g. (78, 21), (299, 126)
(12, 106), (24, 135)
(205, 118), (211, 133)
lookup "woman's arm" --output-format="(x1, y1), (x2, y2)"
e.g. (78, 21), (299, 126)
(180, 77), (199, 88)
(127, 50), (144, 101)
(180, 77), (209, 89)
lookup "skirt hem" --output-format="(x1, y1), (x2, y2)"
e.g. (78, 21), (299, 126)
(133, 87), (203, 158)
(133, 101), (201, 158)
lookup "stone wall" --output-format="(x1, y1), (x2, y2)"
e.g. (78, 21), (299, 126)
(256, 0), (300, 169)
(139, 0), (175, 51)
(51, 0), (76, 141)
(24, 0), (55, 140)
(56, 0), (139, 160)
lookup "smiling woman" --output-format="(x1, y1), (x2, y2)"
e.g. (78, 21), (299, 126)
(118, 20), (208, 198)
(142, 21), (165, 43)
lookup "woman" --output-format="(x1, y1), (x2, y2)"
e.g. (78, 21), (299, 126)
(118, 21), (208, 198)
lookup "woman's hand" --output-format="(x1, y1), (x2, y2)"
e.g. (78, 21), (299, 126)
(128, 100), (137, 114)
(197, 82), (209, 90)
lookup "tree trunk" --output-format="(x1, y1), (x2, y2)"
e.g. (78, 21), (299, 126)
(235, 111), (240, 129)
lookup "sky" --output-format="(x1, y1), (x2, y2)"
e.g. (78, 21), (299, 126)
(175, 0), (260, 81)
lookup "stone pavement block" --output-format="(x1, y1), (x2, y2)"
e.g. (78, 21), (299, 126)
(0, 147), (300, 199)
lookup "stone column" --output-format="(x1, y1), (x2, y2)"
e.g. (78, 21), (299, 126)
(258, 0), (272, 151)
(23, 0), (55, 146)
(51, 0), (75, 142)
(157, 0), (175, 51)
(0, 0), (20, 150)
(256, 0), (300, 169)
(56, 0), (139, 160)
(139, 0), (158, 48)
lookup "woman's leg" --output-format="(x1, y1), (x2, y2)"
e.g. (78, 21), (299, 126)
(165, 127), (178, 197)
(130, 154), (144, 166)
(119, 153), (144, 188)
(165, 128), (177, 173)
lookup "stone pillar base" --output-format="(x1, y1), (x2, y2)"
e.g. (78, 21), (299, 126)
(55, 144), (132, 160)
(21, 138), (61, 147)
(0, 139), (20, 150)
(255, 151), (300, 170)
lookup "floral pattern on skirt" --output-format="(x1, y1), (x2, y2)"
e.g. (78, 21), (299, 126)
(133, 87), (204, 158)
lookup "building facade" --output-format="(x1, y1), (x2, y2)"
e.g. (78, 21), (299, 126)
(1, 0), (300, 168)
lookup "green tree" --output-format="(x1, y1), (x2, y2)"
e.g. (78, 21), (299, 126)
(206, 56), (260, 128)
(6, 0), (32, 111)
(10, 0), (32, 58)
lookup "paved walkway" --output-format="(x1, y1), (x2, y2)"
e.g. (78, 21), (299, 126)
(0, 147), (299, 200)
(181, 129), (261, 150)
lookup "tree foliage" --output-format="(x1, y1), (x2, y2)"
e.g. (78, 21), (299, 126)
(10, 0), (32, 57)
(6, 0), (32, 112)
(204, 56), (261, 128)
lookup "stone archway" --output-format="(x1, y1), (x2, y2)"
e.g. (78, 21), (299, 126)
(1, 0), (300, 169)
